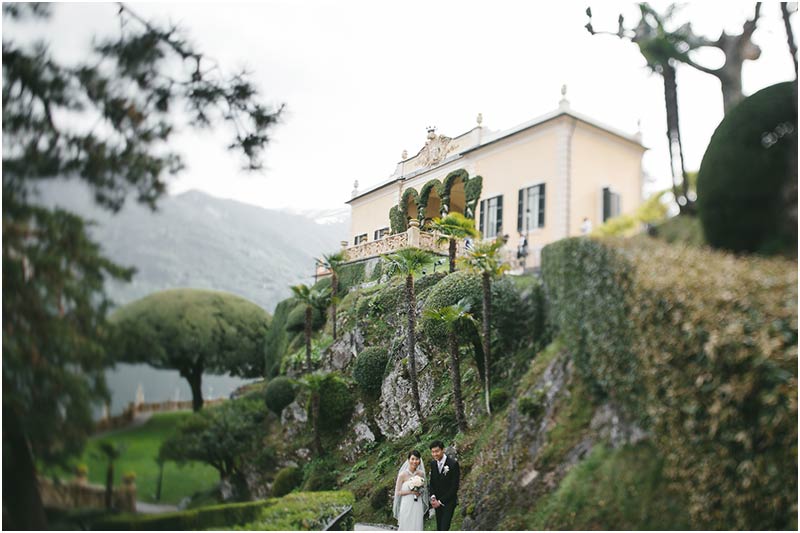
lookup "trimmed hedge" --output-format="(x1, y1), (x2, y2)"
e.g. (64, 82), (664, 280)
(285, 302), (325, 334)
(541, 236), (797, 530)
(90, 491), (354, 531)
(272, 466), (303, 497)
(697, 81), (797, 255)
(353, 346), (389, 398)
(264, 377), (296, 415)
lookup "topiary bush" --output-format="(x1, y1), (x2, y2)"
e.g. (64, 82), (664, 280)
(264, 377), (296, 415)
(541, 235), (797, 530)
(272, 466), (303, 497)
(421, 271), (533, 352)
(285, 302), (325, 334)
(352, 346), (389, 398)
(316, 373), (355, 434)
(489, 387), (509, 411)
(697, 81), (797, 255)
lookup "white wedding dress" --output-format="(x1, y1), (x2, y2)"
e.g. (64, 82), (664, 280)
(393, 461), (428, 531)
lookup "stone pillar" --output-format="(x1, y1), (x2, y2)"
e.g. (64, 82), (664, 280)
(407, 219), (420, 247)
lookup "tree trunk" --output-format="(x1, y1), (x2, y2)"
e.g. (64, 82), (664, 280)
(331, 273), (338, 340)
(482, 272), (492, 416)
(662, 62), (695, 215)
(2, 405), (47, 530)
(449, 239), (456, 273)
(405, 274), (423, 422)
(104, 460), (114, 509)
(448, 331), (468, 433)
(187, 369), (204, 412)
(305, 305), (313, 372)
(155, 460), (164, 501)
(312, 392), (322, 456)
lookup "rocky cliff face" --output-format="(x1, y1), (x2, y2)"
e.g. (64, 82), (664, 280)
(459, 345), (647, 530)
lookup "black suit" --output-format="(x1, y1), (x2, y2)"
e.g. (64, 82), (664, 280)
(428, 456), (460, 531)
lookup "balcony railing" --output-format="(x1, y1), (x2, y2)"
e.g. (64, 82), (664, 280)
(342, 220), (466, 264)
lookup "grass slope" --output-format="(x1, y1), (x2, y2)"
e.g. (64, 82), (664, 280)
(77, 412), (218, 504)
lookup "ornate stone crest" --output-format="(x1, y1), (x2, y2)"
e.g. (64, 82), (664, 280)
(417, 127), (453, 168)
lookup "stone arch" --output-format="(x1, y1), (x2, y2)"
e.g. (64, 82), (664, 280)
(418, 179), (444, 226)
(400, 187), (420, 223)
(442, 169), (470, 216)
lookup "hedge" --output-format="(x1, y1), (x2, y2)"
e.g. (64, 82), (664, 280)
(541, 236), (797, 530)
(353, 346), (390, 398)
(337, 262), (366, 293)
(90, 491), (354, 530)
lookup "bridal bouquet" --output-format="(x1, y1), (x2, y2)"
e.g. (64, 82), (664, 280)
(408, 475), (425, 501)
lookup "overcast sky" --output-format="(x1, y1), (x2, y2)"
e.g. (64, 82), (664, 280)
(6, 1), (798, 211)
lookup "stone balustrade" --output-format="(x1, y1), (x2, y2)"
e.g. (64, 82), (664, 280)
(343, 220), (466, 263)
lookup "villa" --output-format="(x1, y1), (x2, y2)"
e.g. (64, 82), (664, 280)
(341, 87), (646, 270)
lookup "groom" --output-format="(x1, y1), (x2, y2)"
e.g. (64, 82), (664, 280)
(428, 440), (460, 531)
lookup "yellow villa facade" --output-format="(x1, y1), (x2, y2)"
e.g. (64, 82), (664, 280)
(343, 91), (646, 269)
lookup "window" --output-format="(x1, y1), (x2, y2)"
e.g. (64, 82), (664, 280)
(602, 187), (621, 222)
(373, 227), (390, 240)
(478, 195), (503, 238)
(517, 183), (545, 232)
(354, 233), (367, 245)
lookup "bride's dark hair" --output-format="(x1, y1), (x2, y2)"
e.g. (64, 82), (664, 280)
(408, 449), (421, 460)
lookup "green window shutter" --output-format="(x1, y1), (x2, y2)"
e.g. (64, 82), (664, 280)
(517, 189), (524, 232)
(479, 200), (485, 235)
(495, 195), (503, 236)
(538, 184), (546, 228)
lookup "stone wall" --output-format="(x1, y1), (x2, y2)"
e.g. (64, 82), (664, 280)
(38, 475), (136, 512)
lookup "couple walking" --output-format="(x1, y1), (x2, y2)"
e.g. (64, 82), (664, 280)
(393, 440), (460, 531)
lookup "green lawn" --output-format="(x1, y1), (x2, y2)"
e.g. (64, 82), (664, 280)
(71, 412), (219, 505)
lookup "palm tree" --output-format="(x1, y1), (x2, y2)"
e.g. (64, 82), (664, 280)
(460, 238), (508, 416)
(94, 442), (125, 509)
(383, 248), (434, 423)
(299, 372), (326, 456)
(429, 213), (479, 273)
(290, 284), (331, 373)
(422, 300), (476, 433)
(319, 251), (347, 340)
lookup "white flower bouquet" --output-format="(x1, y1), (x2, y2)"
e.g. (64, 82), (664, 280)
(408, 475), (425, 501)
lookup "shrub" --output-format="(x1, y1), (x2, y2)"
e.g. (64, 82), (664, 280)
(272, 467), (303, 497)
(285, 302), (325, 334)
(370, 487), (389, 510)
(352, 347), (389, 398)
(489, 388), (509, 411)
(517, 392), (544, 419)
(421, 271), (533, 351)
(541, 236), (797, 530)
(697, 81), (797, 255)
(414, 271), (446, 294)
(338, 262), (366, 293)
(316, 373), (355, 434)
(369, 261), (383, 282)
(264, 377), (296, 415)
(368, 280), (403, 317)
(303, 459), (339, 492)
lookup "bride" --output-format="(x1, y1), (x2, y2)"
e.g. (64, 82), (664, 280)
(393, 450), (429, 531)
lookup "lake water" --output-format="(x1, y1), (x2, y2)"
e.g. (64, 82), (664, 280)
(99, 363), (257, 417)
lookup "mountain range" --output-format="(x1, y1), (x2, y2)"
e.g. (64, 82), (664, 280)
(34, 180), (350, 312)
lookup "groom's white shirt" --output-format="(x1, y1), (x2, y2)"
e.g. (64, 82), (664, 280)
(437, 454), (447, 474)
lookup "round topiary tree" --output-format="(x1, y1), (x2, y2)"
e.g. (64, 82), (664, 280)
(316, 373), (355, 434)
(112, 289), (271, 411)
(272, 466), (303, 497)
(697, 81), (797, 254)
(352, 347), (389, 398)
(264, 377), (296, 415)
